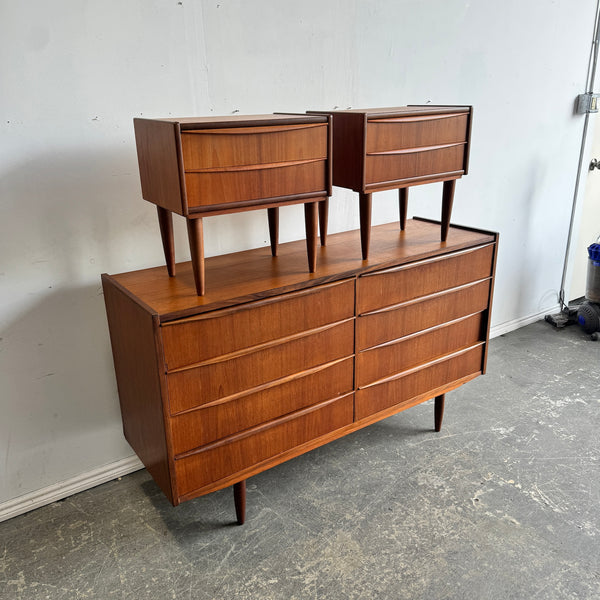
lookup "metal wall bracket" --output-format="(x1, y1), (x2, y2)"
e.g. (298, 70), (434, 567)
(577, 92), (600, 113)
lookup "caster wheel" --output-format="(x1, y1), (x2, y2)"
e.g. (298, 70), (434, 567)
(591, 332), (599, 341)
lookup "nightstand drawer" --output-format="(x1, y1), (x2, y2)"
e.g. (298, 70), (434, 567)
(167, 319), (354, 413)
(184, 160), (327, 207)
(356, 312), (484, 388)
(358, 244), (494, 314)
(355, 345), (484, 420)
(357, 279), (490, 350)
(175, 393), (354, 497)
(181, 123), (328, 170)
(365, 143), (465, 186)
(366, 113), (469, 153)
(162, 280), (355, 371)
(170, 357), (354, 454)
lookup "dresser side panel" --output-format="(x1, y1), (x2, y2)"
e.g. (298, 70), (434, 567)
(481, 235), (499, 373)
(102, 275), (175, 504)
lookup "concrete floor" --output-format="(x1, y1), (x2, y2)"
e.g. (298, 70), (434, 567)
(2, 320), (599, 599)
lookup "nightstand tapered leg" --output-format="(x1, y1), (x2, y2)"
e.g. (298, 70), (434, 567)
(267, 207), (279, 257)
(434, 394), (445, 432)
(233, 480), (246, 525)
(305, 201), (318, 273)
(157, 206), (176, 277)
(399, 188), (408, 231)
(187, 217), (205, 296)
(318, 199), (329, 246)
(441, 180), (456, 242)
(359, 192), (372, 260)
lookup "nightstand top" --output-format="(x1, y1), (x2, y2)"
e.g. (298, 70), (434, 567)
(134, 113), (328, 130)
(309, 105), (471, 118)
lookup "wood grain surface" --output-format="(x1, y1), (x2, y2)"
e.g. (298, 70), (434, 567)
(105, 219), (495, 322)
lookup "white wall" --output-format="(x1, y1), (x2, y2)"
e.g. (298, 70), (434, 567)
(1, 0), (597, 515)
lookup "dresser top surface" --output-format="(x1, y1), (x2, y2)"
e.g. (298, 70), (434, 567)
(103, 219), (496, 322)
(134, 113), (328, 130)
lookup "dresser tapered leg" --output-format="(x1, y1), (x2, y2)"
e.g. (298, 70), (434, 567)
(267, 207), (279, 257)
(318, 199), (329, 246)
(359, 192), (372, 260)
(399, 188), (408, 231)
(233, 480), (246, 525)
(441, 180), (456, 242)
(434, 394), (445, 432)
(187, 217), (205, 296)
(305, 201), (318, 273)
(157, 206), (176, 277)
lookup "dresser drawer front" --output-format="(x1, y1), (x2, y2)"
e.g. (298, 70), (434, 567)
(366, 113), (469, 154)
(162, 280), (355, 371)
(357, 279), (490, 350)
(356, 312), (484, 388)
(184, 160), (327, 208)
(358, 244), (494, 314)
(169, 358), (354, 453)
(355, 346), (484, 420)
(365, 143), (465, 187)
(167, 320), (354, 413)
(175, 394), (354, 497)
(181, 123), (328, 170)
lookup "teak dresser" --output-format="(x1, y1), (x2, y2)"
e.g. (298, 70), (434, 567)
(308, 106), (473, 258)
(102, 218), (498, 524)
(133, 114), (332, 295)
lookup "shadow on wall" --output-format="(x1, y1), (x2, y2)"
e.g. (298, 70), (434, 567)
(0, 146), (162, 282)
(0, 147), (155, 496)
(0, 281), (131, 495)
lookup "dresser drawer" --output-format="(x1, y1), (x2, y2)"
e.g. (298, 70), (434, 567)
(184, 160), (327, 208)
(366, 113), (469, 154)
(355, 345), (484, 420)
(181, 123), (328, 170)
(169, 358), (353, 454)
(162, 280), (355, 371)
(358, 244), (494, 314)
(167, 319), (354, 413)
(175, 393), (354, 497)
(356, 312), (484, 388)
(357, 279), (490, 350)
(365, 143), (465, 187)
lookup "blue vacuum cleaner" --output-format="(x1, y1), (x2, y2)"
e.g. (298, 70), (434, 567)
(577, 243), (600, 340)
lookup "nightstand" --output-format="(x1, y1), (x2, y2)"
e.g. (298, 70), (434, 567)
(134, 113), (332, 295)
(309, 106), (472, 258)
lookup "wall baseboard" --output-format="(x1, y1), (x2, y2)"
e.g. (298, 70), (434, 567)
(0, 455), (144, 523)
(0, 307), (561, 524)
